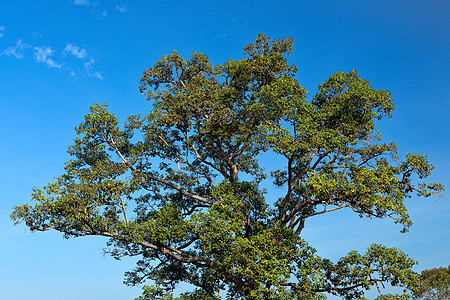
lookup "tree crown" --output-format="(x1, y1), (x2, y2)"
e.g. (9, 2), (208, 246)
(12, 34), (444, 299)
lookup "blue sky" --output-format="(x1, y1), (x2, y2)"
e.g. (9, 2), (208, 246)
(1, 1), (449, 299)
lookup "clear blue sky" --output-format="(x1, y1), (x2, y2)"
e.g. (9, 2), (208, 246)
(1, 1), (449, 299)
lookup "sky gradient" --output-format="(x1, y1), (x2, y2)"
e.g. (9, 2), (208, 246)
(1, 1), (449, 299)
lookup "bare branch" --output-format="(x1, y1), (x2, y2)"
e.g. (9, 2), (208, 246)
(139, 171), (215, 205)
(107, 133), (214, 205)
(118, 194), (129, 227)
(99, 231), (209, 264)
(304, 203), (350, 218)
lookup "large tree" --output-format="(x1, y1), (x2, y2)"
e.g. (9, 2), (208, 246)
(12, 35), (444, 299)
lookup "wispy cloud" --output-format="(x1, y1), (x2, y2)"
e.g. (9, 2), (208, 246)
(83, 57), (103, 79)
(64, 44), (103, 79)
(63, 44), (87, 59)
(0, 26), (6, 38)
(72, 0), (96, 7)
(1, 37), (102, 79)
(83, 57), (95, 70)
(33, 46), (62, 69)
(1, 39), (30, 58)
(115, 5), (127, 13)
(92, 71), (103, 80)
(70, 0), (106, 19)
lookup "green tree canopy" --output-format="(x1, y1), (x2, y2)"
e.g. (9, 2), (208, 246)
(11, 35), (444, 299)
(413, 265), (450, 300)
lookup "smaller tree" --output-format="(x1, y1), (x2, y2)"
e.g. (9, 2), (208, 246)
(413, 265), (450, 300)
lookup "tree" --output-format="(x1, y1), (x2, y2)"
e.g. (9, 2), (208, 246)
(11, 34), (444, 299)
(413, 265), (450, 299)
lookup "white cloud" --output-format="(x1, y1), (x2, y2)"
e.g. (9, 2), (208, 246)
(90, 9), (107, 20)
(73, 0), (90, 6)
(70, 0), (107, 19)
(83, 58), (103, 79)
(2, 36), (102, 79)
(33, 46), (62, 69)
(115, 5), (127, 13)
(1, 39), (29, 58)
(93, 10), (108, 19)
(83, 57), (95, 70)
(92, 71), (103, 80)
(83, 58), (103, 80)
(71, 0), (100, 7)
(63, 44), (87, 59)
(0, 26), (6, 38)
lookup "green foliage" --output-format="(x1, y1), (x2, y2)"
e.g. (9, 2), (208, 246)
(11, 34), (444, 299)
(357, 293), (411, 299)
(413, 265), (450, 299)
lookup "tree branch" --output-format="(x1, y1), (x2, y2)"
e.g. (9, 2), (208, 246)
(107, 133), (215, 205)
(118, 194), (129, 227)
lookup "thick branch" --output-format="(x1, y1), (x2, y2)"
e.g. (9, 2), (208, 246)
(280, 156), (293, 222)
(281, 149), (318, 224)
